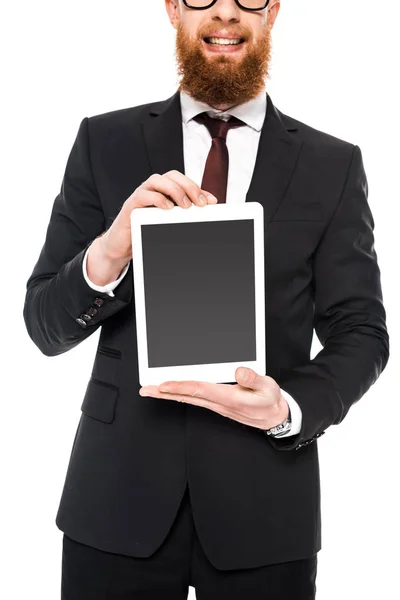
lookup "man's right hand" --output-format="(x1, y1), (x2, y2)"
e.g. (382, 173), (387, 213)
(86, 171), (218, 286)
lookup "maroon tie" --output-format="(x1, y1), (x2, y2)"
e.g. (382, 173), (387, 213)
(193, 112), (246, 204)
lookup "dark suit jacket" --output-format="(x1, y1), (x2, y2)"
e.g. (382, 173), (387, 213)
(23, 90), (389, 570)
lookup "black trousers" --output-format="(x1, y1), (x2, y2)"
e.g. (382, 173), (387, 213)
(61, 486), (317, 599)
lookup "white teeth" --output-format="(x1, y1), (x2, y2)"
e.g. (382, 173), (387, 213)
(207, 37), (242, 46)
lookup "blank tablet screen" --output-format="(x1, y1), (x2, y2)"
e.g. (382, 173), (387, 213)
(141, 219), (256, 368)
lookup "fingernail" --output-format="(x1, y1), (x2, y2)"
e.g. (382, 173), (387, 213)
(199, 195), (206, 205)
(239, 368), (248, 380)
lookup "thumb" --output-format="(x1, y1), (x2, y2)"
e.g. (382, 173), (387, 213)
(235, 367), (276, 392)
(235, 367), (260, 388)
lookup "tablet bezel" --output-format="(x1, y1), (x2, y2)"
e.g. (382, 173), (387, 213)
(130, 202), (265, 386)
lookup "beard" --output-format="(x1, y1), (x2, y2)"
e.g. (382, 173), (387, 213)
(175, 20), (272, 109)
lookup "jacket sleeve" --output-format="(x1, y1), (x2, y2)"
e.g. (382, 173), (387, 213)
(23, 117), (133, 357)
(268, 144), (390, 452)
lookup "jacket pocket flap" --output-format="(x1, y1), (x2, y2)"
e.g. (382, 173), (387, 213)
(80, 378), (118, 423)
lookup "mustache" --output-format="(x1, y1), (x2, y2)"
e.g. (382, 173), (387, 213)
(198, 28), (250, 41)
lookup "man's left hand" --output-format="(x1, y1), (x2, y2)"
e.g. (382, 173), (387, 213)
(139, 367), (289, 431)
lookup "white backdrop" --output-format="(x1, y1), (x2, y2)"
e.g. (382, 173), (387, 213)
(2, 0), (399, 598)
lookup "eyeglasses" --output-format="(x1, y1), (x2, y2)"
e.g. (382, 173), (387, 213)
(182, 0), (270, 11)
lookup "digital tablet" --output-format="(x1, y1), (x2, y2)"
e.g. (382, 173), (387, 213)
(130, 202), (265, 387)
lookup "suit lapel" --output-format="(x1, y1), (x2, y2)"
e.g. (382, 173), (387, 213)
(142, 90), (303, 223)
(244, 95), (303, 222)
(142, 91), (185, 181)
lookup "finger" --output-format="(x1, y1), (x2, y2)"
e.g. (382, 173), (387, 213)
(156, 380), (244, 409)
(127, 188), (176, 210)
(139, 385), (161, 396)
(143, 388), (234, 418)
(163, 170), (218, 207)
(140, 173), (191, 209)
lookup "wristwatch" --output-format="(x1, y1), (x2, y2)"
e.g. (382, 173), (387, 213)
(264, 406), (292, 437)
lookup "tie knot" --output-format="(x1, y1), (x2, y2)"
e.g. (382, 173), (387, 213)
(193, 111), (245, 141)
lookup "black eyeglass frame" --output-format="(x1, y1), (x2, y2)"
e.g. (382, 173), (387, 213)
(182, 0), (270, 12)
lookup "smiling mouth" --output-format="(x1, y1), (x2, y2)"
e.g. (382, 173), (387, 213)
(203, 37), (246, 46)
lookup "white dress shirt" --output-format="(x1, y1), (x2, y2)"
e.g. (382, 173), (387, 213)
(82, 89), (302, 437)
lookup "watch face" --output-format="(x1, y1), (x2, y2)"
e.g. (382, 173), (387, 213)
(265, 419), (290, 436)
(271, 419), (292, 436)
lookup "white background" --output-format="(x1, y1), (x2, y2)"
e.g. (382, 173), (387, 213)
(2, 0), (399, 598)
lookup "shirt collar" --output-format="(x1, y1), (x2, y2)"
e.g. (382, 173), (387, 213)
(180, 89), (267, 132)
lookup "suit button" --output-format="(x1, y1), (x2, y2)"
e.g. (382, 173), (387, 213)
(86, 306), (98, 317)
(94, 297), (105, 308)
(76, 318), (87, 328)
(81, 313), (92, 321)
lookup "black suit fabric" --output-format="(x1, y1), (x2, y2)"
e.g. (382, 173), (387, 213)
(61, 487), (318, 599)
(23, 91), (389, 571)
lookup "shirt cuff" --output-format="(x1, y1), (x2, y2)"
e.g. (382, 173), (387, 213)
(82, 245), (130, 297)
(273, 388), (303, 437)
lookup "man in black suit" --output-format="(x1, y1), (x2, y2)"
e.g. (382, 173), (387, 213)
(23, 0), (389, 598)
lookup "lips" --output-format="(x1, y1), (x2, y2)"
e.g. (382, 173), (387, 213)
(203, 36), (246, 43)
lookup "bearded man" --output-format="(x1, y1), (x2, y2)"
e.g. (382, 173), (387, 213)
(23, 1), (389, 598)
